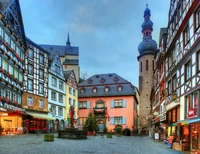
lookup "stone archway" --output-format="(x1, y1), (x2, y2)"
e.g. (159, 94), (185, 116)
(123, 128), (131, 136)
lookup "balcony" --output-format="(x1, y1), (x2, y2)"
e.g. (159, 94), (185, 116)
(93, 107), (107, 114)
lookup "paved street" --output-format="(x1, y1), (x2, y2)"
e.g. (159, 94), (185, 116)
(0, 134), (188, 154)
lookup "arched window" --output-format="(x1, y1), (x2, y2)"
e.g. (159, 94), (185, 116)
(146, 60), (148, 71)
(117, 85), (123, 92)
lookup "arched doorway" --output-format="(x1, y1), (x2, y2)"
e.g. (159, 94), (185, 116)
(55, 119), (59, 131)
(123, 128), (131, 136)
(97, 120), (104, 132)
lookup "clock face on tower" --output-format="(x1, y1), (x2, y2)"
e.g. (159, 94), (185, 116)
(145, 40), (149, 45)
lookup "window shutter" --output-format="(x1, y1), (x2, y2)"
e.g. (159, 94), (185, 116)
(110, 100), (114, 108)
(87, 101), (90, 109)
(78, 102), (80, 109)
(122, 117), (126, 124)
(122, 100), (126, 108)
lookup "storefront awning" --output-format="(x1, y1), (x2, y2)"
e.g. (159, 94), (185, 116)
(26, 112), (56, 120)
(169, 118), (200, 127)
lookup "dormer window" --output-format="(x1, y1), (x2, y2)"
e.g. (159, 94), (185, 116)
(118, 85), (122, 92)
(88, 79), (92, 84)
(100, 78), (105, 83)
(93, 87), (97, 93)
(105, 86), (110, 92)
(114, 77), (119, 82)
(80, 88), (85, 94)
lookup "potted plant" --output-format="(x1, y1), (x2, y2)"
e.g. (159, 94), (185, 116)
(115, 127), (122, 137)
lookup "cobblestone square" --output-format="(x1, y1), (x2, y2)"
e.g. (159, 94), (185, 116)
(0, 134), (188, 154)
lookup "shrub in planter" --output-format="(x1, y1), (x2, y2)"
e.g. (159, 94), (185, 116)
(107, 133), (112, 138)
(44, 134), (54, 141)
(115, 127), (122, 137)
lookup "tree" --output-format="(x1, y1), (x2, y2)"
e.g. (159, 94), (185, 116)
(83, 112), (99, 132)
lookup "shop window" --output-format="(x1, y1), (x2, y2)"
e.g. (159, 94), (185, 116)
(28, 96), (33, 106)
(185, 61), (191, 81)
(39, 99), (44, 108)
(28, 64), (33, 75)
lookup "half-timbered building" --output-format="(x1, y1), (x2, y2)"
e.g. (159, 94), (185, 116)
(22, 38), (52, 133)
(0, 0), (26, 135)
(64, 70), (78, 128)
(48, 53), (66, 131)
(165, 0), (200, 151)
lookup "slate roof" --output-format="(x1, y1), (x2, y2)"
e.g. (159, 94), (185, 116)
(78, 73), (136, 97)
(63, 70), (72, 80)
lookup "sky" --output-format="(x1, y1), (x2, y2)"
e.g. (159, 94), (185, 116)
(19, 0), (170, 87)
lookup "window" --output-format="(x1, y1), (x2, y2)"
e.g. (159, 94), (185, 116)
(177, 107), (180, 121)
(96, 102), (104, 109)
(183, 25), (189, 46)
(79, 101), (87, 109)
(69, 87), (72, 94)
(114, 100), (122, 108)
(28, 79), (33, 91)
(194, 8), (200, 31)
(146, 60), (148, 71)
(51, 106), (56, 115)
(185, 61), (191, 80)
(114, 117), (122, 124)
(6, 89), (11, 99)
(80, 88), (85, 94)
(14, 69), (18, 79)
(93, 87), (97, 93)
(0, 26), (3, 38)
(73, 89), (76, 96)
(39, 99), (44, 108)
(39, 69), (44, 79)
(16, 46), (20, 56)
(59, 94), (63, 103)
(55, 64), (60, 74)
(172, 74), (177, 93)
(19, 73), (23, 82)
(168, 111), (172, 123)
(51, 91), (56, 100)
(197, 52), (200, 72)
(39, 54), (44, 65)
(118, 86), (122, 92)
(28, 64), (33, 75)
(185, 95), (191, 118)
(39, 83), (44, 94)
(9, 65), (13, 75)
(105, 86), (109, 92)
(11, 39), (15, 50)
(28, 96), (33, 106)
(69, 98), (72, 105)
(52, 77), (57, 86)
(0, 87), (6, 98)
(140, 62), (142, 72)
(17, 95), (21, 104)
(58, 107), (63, 116)
(12, 93), (16, 102)
(2, 59), (8, 72)
(168, 80), (172, 95)
(5, 33), (10, 45)
(28, 49), (34, 59)
(59, 81), (63, 90)
(73, 99), (76, 106)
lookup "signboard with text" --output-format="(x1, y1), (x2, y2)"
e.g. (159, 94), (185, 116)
(188, 108), (194, 118)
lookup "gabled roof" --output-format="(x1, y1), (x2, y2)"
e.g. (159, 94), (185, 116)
(0, 0), (26, 47)
(64, 70), (77, 89)
(64, 70), (73, 80)
(78, 73), (136, 97)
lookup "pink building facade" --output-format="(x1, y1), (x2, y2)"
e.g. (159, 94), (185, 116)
(78, 73), (139, 136)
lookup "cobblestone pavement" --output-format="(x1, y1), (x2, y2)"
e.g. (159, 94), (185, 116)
(0, 134), (189, 154)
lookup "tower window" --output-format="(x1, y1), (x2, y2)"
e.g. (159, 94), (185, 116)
(152, 60), (154, 71)
(140, 62), (142, 72)
(146, 60), (148, 71)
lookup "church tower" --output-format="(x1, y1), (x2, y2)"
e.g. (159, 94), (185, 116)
(137, 5), (157, 129)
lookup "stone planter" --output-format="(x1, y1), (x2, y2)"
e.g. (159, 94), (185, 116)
(44, 134), (54, 141)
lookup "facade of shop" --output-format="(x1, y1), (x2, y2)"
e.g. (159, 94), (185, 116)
(0, 0), (27, 135)
(164, 0), (200, 152)
(64, 70), (78, 128)
(78, 73), (139, 135)
(48, 53), (66, 131)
